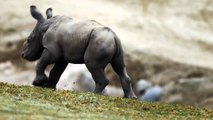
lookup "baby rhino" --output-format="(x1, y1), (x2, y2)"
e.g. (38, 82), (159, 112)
(22, 5), (136, 98)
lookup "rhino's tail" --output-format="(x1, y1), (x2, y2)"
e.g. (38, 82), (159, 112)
(107, 28), (126, 68)
(112, 31), (124, 60)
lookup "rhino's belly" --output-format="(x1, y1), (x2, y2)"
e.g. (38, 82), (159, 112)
(63, 48), (85, 64)
(61, 38), (87, 64)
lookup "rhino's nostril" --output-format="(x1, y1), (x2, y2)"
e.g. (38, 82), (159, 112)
(21, 53), (25, 58)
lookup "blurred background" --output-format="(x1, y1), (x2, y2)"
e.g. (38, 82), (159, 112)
(1, 0), (213, 109)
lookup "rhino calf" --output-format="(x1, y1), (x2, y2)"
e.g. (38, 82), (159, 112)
(22, 5), (136, 98)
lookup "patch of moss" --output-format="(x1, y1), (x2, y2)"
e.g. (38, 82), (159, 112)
(0, 82), (212, 120)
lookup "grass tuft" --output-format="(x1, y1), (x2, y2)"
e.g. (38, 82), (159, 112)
(0, 82), (213, 120)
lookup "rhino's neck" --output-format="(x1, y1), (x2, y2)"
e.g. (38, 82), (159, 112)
(40, 16), (73, 35)
(40, 19), (55, 34)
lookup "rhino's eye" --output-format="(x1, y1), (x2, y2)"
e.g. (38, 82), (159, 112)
(27, 38), (31, 44)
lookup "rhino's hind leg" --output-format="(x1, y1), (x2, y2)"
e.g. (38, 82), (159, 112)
(84, 47), (111, 94)
(43, 58), (68, 89)
(87, 68), (109, 94)
(110, 54), (137, 99)
(84, 28), (116, 94)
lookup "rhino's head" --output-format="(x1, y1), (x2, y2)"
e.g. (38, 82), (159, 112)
(22, 5), (53, 61)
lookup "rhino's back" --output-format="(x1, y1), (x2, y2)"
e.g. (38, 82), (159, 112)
(48, 16), (103, 39)
(60, 19), (102, 40)
(44, 16), (104, 63)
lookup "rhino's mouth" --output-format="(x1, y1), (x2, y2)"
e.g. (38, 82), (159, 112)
(21, 50), (40, 61)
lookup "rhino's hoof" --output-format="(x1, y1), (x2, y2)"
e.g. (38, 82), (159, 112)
(43, 83), (56, 90)
(131, 96), (138, 99)
(32, 75), (48, 87)
(124, 94), (138, 99)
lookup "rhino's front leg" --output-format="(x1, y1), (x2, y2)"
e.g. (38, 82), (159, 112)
(33, 49), (51, 87)
(43, 59), (68, 89)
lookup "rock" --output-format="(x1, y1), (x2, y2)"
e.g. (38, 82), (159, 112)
(57, 64), (124, 97)
(136, 79), (152, 95)
(57, 64), (95, 92)
(135, 79), (164, 102)
(139, 86), (164, 102)
(103, 86), (124, 97)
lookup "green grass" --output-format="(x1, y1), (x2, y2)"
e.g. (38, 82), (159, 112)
(0, 82), (212, 120)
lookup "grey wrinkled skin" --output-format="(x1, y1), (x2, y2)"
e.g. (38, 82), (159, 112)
(22, 5), (136, 98)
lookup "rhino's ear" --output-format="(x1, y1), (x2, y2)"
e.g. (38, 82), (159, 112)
(46, 8), (53, 19)
(30, 5), (44, 21)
